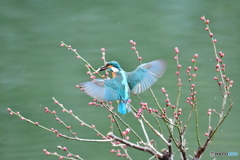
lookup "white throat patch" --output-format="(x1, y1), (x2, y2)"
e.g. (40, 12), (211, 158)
(111, 67), (119, 73)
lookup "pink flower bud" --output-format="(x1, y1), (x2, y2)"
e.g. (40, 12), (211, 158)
(178, 83), (182, 86)
(194, 54), (198, 58)
(125, 128), (130, 133)
(205, 19), (210, 24)
(45, 152), (50, 155)
(101, 48), (105, 52)
(161, 87), (166, 93)
(122, 131), (127, 136)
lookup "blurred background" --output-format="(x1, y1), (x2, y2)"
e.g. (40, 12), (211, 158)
(1, 0), (239, 159)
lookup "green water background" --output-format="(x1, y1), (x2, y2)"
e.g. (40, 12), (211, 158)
(1, 0), (240, 160)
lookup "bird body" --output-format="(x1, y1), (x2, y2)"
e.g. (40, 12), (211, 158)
(80, 59), (166, 114)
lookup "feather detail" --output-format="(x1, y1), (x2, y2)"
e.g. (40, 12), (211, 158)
(127, 59), (166, 94)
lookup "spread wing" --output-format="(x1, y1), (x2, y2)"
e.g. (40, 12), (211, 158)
(127, 59), (166, 94)
(80, 79), (122, 101)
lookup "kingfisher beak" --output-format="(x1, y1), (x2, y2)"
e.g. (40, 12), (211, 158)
(99, 64), (109, 71)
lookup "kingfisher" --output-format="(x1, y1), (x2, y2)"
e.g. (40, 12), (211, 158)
(80, 59), (166, 114)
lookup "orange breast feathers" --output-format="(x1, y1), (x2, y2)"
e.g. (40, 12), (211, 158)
(107, 65), (117, 78)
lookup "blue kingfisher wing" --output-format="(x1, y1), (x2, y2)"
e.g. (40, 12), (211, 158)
(80, 79), (121, 101)
(127, 59), (166, 94)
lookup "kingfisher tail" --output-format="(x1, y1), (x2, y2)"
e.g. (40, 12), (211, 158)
(118, 101), (126, 114)
(118, 101), (131, 114)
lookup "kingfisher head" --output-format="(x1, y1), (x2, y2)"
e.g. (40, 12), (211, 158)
(99, 61), (122, 73)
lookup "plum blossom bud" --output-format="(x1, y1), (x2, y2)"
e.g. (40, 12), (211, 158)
(205, 19), (210, 24)
(161, 87), (166, 93)
(122, 131), (127, 136)
(110, 149), (115, 153)
(125, 128), (130, 133)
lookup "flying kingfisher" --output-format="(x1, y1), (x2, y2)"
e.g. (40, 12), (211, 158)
(80, 59), (166, 114)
